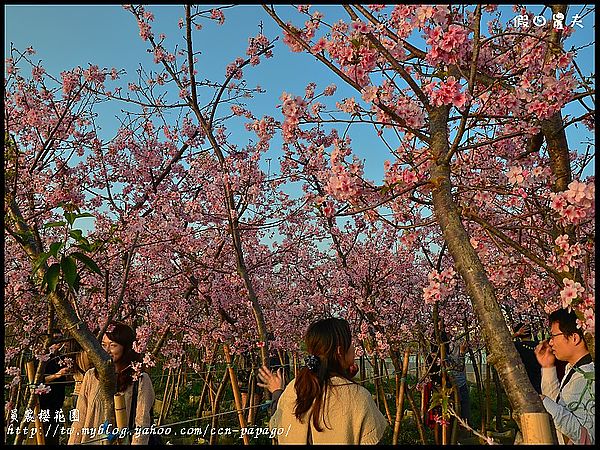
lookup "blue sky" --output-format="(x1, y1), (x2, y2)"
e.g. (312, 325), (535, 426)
(5, 5), (595, 201)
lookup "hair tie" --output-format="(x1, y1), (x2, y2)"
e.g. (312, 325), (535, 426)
(304, 354), (320, 372)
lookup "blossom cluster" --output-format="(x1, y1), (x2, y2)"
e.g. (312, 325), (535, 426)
(559, 278), (584, 308)
(549, 180), (595, 226)
(424, 76), (468, 109)
(383, 160), (419, 187)
(246, 34), (273, 65)
(550, 234), (583, 272)
(279, 92), (309, 142)
(33, 383), (52, 395)
(425, 24), (471, 67)
(423, 267), (457, 304)
(326, 165), (363, 202)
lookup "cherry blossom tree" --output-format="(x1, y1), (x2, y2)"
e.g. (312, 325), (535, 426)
(262, 3), (594, 442)
(5, 5), (288, 434)
(4, 4), (594, 444)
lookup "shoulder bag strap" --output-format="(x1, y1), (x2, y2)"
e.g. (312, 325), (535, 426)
(129, 378), (140, 435)
(556, 353), (592, 402)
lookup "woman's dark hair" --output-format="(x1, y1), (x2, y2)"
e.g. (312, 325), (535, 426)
(96, 321), (141, 392)
(294, 317), (353, 431)
(65, 338), (88, 376)
(549, 308), (585, 342)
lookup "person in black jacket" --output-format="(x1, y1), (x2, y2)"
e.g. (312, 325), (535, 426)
(512, 322), (542, 393)
(39, 355), (70, 445)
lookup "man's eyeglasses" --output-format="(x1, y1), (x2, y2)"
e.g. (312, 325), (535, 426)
(549, 332), (564, 340)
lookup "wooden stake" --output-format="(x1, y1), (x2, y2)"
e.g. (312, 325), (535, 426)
(406, 384), (427, 444)
(440, 341), (448, 445)
(293, 353), (298, 379)
(493, 367), (504, 432)
(173, 364), (183, 403)
(246, 366), (256, 425)
(392, 349), (411, 444)
(485, 358), (491, 433)
(209, 367), (230, 445)
(450, 385), (460, 444)
(158, 367), (172, 426)
(420, 383), (427, 425)
(196, 363), (211, 418)
(224, 345), (249, 445)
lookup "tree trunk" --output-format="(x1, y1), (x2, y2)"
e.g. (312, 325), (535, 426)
(6, 197), (118, 431)
(428, 106), (555, 443)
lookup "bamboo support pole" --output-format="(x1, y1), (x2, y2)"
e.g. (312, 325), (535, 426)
(158, 367), (172, 426)
(485, 359), (491, 433)
(466, 346), (484, 435)
(173, 364), (183, 403)
(372, 354), (380, 408)
(16, 359), (25, 411)
(167, 366), (179, 419)
(209, 368), (230, 445)
(114, 393), (127, 429)
(372, 355), (392, 423)
(420, 383), (427, 425)
(166, 366), (179, 414)
(247, 363), (259, 426)
(379, 377), (392, 424)
(520, 413), (555, 444)
(196, 363), (212, 418)
(360, 355), (365, 385)
(26, 361), (45, 445)
(440, 340), (448, 445)
(224, 345), (250, 445)
(208, 375), (215, 412)
(293, 353), (298, 379)
(476, 349), (486, 435)
(382, 359), (391, 396)
(493, 367), (504, 432)
(392, 349), (411, 444)
(406, 385), (428, 444)
(114, 393), (128, 442)
(450, 385), (460, 444)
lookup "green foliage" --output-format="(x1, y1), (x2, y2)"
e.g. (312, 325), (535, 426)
(42, 263), (60, 293)
(60, 255), (77, 287)
(71, 252), (102, 275)
(32, 208), (102, 294)
(49, 241), (63, 258)
(429, 384), (454, 420)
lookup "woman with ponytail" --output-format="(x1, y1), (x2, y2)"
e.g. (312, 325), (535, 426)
(258, 318), (388, 444)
